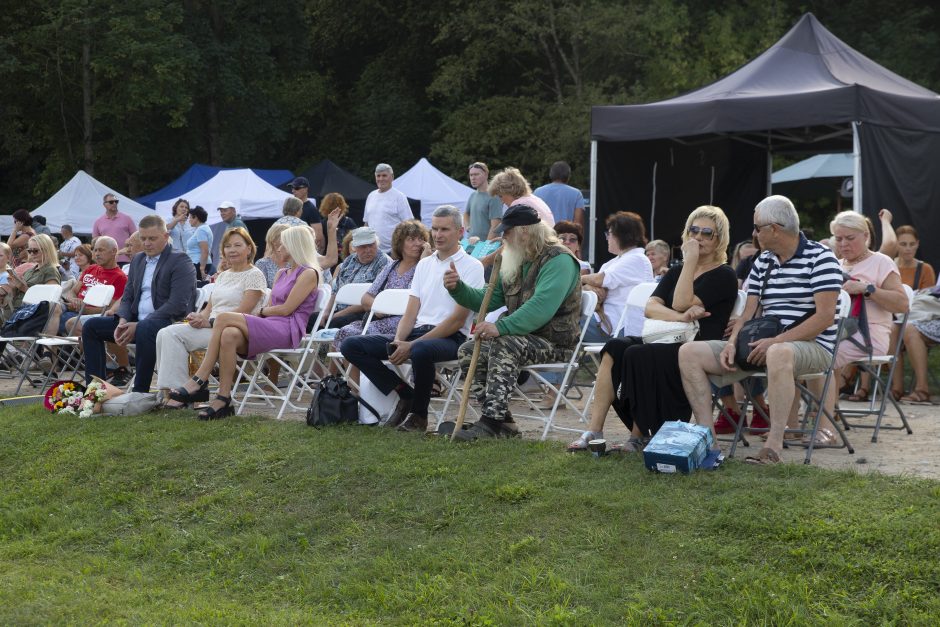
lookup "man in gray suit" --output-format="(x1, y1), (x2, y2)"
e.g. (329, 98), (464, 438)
(83, 215), (196, 393)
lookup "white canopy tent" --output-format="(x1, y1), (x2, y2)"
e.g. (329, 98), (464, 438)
(154, 168), (291, 226)
(2, 170), (155, 236)
(394, 158), (474, 226)
(772, 153), (853, 183)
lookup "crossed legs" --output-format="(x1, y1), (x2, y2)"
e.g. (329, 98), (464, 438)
(176, 312), (249, 411)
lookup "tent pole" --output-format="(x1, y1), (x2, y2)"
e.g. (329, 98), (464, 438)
(852, 121), (863, 213)
(589, 140), (597, 266)
(650, 162), (658, 240)
(766, 138), (773, 196)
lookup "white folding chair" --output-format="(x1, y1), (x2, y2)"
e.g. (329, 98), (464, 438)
(194, 283), (215, 312)
(1, 284), (64, 394)
(235, 284), (332, 418)
(325, 288), (413, 387)
(34, 283), (116, 388)
(837, 284), (915, 441)
(510, 290), (599, 440)
(579, 282), (659, 416)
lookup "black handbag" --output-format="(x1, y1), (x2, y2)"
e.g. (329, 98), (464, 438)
(305, 375), (380, 427)
(1, 301), (50, 337)
(734, 260), (811, 370)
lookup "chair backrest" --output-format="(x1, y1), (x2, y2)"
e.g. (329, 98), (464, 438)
(82, 283), (116, 309)
(837, 289), (851, 319)
(360, 289), (411, 335)
(23, 284), (62, 305)
(580, 289), (599, 322)
(195, 283), (215, 312)
(626, 282), (658, 310)
(334, 282), (372, 307)
(732, 290), (747, 318)
(307, 284), (333, 332)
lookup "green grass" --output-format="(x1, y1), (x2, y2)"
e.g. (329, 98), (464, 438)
(1, 405), (939, 624)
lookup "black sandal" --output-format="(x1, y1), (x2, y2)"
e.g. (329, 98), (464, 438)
(169, 375), (209, 404)
(198, 394), (233, 421)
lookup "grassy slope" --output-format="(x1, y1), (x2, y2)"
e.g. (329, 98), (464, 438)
(1, 405), (938, 625)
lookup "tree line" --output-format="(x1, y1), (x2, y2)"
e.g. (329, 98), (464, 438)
(1, 0), (936, 211)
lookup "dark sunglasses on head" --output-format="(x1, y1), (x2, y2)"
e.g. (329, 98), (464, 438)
(26, 248), (40, 254)
(688, 226), (716, 239)
(105, 199), (119, 205)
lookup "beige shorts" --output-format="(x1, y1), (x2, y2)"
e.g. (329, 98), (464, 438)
(705, 339), (832, 387)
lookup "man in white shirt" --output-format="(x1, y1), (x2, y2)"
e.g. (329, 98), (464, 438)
(341, 204), (484, 432)
(362, 163), (414, 253)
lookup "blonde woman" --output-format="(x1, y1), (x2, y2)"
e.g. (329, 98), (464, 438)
(159, 228), (266, 409)
(5, 234), (61, 312)
(170, 226), (322, 419)
(568, 206), (737, 451)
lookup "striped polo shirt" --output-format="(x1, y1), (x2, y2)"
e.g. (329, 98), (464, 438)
(746, 234), (842, 353)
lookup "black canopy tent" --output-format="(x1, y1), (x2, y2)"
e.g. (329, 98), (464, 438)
(590, 13), (940, 269)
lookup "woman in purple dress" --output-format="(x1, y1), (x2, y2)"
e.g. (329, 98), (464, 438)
(170, 226), (322, 419)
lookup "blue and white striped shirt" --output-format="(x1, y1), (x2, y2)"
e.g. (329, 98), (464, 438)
(747, 234), (842, 353)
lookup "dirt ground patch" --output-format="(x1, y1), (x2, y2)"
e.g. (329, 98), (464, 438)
(7, 374), (939, 481)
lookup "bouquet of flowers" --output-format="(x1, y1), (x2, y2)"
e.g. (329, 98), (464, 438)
(45, 378), (112, 418)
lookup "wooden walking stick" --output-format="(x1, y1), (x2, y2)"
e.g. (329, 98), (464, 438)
(451, 253), (501, 440)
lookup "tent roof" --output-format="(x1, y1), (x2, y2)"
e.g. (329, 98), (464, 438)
(25, 170), (154, 235)
(394, 158), (474, 224)
(772, 153), (853, 183)
(294, 159), (376, 200)
(153, 169), (291, 226)
(137, 164), (294, 208)
(592, 13), (940, 142)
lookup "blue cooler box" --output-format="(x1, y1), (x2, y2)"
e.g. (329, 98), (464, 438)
(643, 421), (716, 474)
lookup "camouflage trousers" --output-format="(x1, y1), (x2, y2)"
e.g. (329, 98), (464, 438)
(457, 334), (572, 421)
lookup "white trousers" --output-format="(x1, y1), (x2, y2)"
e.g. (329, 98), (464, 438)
(155, 323), (212, 389)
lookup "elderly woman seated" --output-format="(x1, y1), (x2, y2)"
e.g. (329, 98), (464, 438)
(1, 233), (61, 318)
(168, 226), (321, 419)
(645, 239), (671, 281)
(569, 206), (738, 451)
(806, 211), (908, 444)
(159, 227), (266, 409)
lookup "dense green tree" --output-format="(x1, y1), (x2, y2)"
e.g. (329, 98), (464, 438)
(0, 0), (936, 213)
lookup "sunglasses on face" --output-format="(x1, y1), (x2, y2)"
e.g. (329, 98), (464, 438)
(688, 226), (716, 239)
(26, 248), (40, 254)
(105, 200), (119, 205)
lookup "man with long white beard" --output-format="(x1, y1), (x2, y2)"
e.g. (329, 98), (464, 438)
(443, 205), (582, 440)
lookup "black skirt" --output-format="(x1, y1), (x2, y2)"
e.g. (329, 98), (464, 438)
(601, 336), (690, 437)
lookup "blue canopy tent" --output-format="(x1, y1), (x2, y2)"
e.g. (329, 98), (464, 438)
(772, 154), (853, 184)
(137, 164), (295, 208)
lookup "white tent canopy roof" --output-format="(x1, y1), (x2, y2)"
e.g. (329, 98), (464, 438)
(154, 168), (291, 226)
(772, 153), (853, 183)
(394, 158), (474, 225)
(13, 170), (155, 236)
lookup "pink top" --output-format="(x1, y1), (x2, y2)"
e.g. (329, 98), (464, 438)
(511, 195), (555, 226)
(841, 251), (900, 348)
(93, 212), (137, 262)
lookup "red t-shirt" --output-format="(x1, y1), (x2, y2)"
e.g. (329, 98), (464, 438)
(77, 265), (128, 301)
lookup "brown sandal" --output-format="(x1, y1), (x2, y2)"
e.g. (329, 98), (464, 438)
(745, 447), (781, 465)
(900, 389), (932, 404)
(846, 388), (869, 402)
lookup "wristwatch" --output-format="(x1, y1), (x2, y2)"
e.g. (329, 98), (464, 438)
(864, 283), (876, 298)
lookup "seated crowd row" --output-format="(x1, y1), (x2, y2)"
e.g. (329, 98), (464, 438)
(1, 186), (934, 452)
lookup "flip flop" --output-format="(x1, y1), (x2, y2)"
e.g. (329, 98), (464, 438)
(744, 447), (781, 465)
